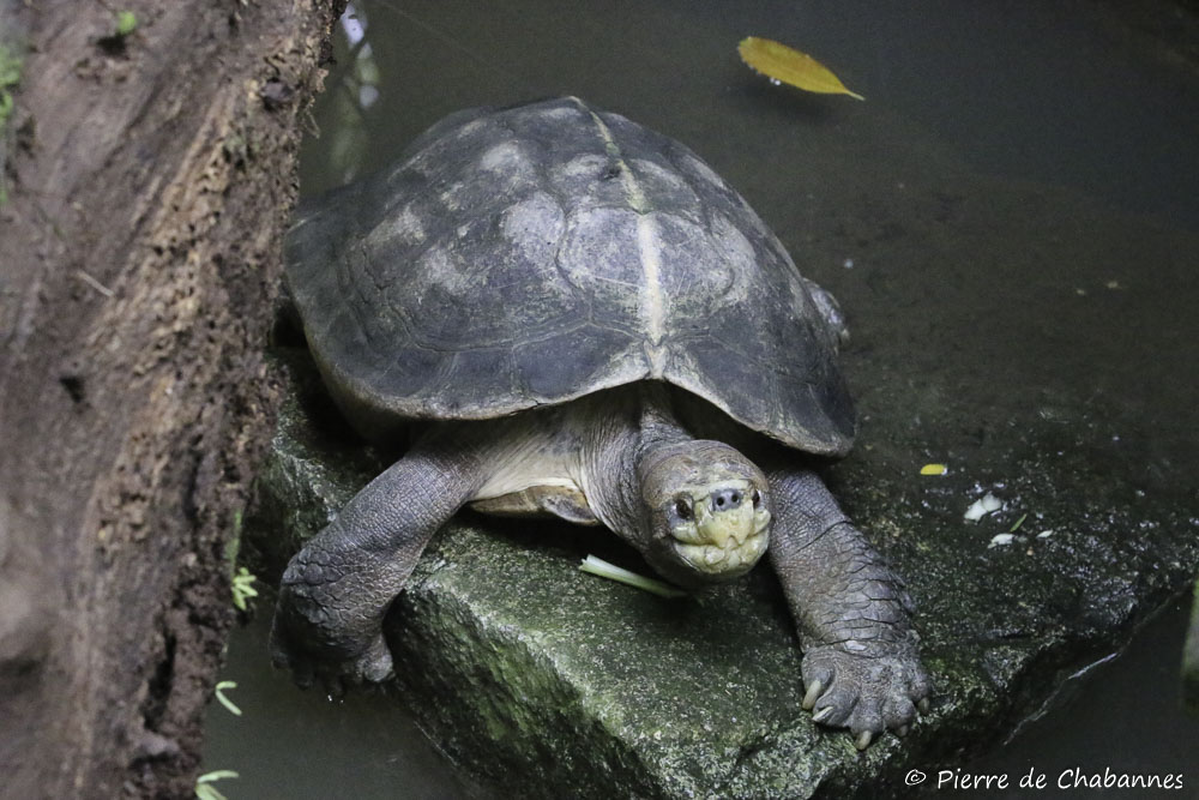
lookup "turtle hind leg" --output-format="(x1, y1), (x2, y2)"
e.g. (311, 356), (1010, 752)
(765, 466), (930, 747)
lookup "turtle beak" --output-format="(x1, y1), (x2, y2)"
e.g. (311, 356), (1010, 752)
(671, 482), (770, 578)
(699, 488), (753, 546)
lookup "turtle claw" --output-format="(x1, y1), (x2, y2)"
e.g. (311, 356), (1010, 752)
(896, 724), (910, 738)
(324, 680), (344, 701)
(918, 697), (931, 715)
(269, 607), (395, 694)
(800, 641), (929, 748)
(280, 651), (316, 690)
(802, 678), (824, 711)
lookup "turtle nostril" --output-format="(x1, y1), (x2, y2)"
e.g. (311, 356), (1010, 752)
(711, 488), (743, 512)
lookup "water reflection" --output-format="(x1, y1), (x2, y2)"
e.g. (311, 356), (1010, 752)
(318, 2), (382, 186)
(200, 614), (478, 799)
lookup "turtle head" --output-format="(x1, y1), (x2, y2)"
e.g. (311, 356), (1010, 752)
(637, 441), (772, 588)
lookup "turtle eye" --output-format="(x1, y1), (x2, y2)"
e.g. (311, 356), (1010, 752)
(673, 497), (694, 521)
(751, 489), (762, 508)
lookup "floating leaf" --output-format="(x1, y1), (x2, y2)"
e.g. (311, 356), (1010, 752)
(964, 492), (1002, 522)
(738, 37), (864, 101)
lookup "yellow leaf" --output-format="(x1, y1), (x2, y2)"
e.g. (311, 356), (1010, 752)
(920, 463), (947, 476)
(737, 37), (864, 101)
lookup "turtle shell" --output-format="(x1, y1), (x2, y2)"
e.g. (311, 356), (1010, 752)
(286, 96), (855, 455)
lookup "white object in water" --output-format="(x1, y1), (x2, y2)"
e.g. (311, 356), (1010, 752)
(964, 492), (1002, 522)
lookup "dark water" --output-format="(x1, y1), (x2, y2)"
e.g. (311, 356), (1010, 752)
(949, 596), (1199, 799)
(202, 1), (1199, 796)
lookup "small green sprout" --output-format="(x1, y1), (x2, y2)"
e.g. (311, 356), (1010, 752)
(1009, 513), (1028, 533)
(115, 11), (138, 37)
(231, 567), (258, 611)
(0, 47), (19, 89)
(214, 681), (242, 716)
(224, 509), (244, 572)
(195, 770), (239, 800)
(579, 554), (687, 598)
(0, 43), (22, 204)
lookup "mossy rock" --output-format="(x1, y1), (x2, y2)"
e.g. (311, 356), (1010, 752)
(242, 346), (1199, 798)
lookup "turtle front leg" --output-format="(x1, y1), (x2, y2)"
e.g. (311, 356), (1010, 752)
(270, 430), (484, 691)
(766, 468), (930, 749)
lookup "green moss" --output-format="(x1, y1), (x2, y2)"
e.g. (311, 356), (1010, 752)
(245, 342), (1199, 798)
(0, 44), (19, 107)
(0, 41), (22, 204)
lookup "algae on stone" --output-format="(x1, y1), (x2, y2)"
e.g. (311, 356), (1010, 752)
(0, 5), (26, 205)
(242, 105), (1199, 796)
(244, 326), (1199, 798)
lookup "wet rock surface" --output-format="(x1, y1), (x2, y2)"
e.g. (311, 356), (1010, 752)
(246, 187), (1199, 797)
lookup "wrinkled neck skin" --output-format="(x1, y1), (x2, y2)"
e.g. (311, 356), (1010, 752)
(580, 384), (689, 541)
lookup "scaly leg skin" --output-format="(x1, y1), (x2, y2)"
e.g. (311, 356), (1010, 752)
(270, 433), (482, 693)
(767, 468), (930, 750)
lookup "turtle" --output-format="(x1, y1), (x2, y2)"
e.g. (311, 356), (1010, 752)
(271, 96), (929, 749)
